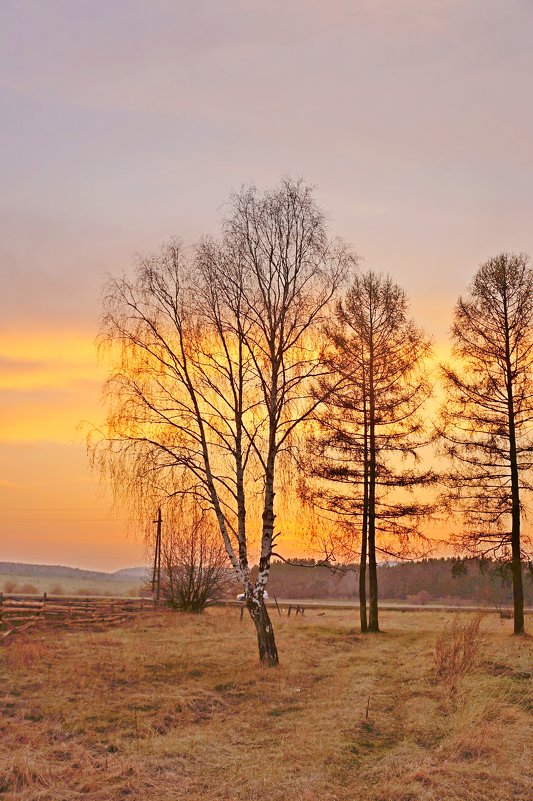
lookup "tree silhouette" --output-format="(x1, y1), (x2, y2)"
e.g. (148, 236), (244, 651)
(92, 179), (351, 664)
(303, 271), (434, 631)
(440, 252), (533, 634)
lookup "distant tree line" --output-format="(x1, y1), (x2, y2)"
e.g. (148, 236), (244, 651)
(0, 562), (127, 581)
(255, 558), (533, 605)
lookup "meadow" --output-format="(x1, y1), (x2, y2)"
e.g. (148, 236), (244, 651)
(0, 573), (143, 598)
(0, 608), (531, 801)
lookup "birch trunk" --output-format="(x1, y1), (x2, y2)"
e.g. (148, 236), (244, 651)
(246, 596), (278, 665)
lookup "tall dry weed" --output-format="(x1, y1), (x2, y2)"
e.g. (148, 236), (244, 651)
(0, 750), (48, 794)
(434, 612), (483, 692)
(3, 638), (49, 670)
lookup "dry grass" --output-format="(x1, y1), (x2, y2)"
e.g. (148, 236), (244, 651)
(0, 608), (531, 801)
(434, 612), (483, 693)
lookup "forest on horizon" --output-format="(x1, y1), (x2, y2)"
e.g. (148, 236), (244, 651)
(254, 557), (533, 605)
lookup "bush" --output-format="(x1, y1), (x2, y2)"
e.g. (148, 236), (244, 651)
(407, 590), (432, 605)
(18, 583), (39, 595)
(434, 612), (483, 692)
(3, 581), (18, 593)
(155, 503), (233, 613)
(49, 584), (65, 595)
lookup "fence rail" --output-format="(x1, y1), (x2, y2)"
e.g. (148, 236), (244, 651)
(1, 593), (526, 641)
(0, 593), (153, 640)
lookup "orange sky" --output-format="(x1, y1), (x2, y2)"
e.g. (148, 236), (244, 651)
(0, 318), (454, 571)
(2, 1), (532, 569)
(0, 327), (146, 569)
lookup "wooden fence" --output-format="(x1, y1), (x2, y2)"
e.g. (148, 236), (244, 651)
(0, 594), (153, 640)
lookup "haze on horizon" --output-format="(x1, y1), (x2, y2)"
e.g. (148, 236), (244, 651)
(1, 0), (532, 570)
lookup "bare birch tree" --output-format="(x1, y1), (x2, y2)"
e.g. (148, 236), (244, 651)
(440, 252), (533, 635)
(93, 179), (351, 664)
(303, 271), (434, 632)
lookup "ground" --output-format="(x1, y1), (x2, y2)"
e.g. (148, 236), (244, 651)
(0, 608), (531, 801)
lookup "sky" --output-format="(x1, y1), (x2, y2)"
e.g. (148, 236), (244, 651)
(1, 0), (532, 570)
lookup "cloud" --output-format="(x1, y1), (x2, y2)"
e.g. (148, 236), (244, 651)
(0, 356), (47, 374)
(2, 0), (532, 337)
(0, 333), (104, 443)
(1, 0), (531, 125)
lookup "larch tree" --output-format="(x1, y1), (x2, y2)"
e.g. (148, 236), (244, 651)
(92, 179), (351, 664)
(440, 252), (533, 635)
(303, 270), (434, 632)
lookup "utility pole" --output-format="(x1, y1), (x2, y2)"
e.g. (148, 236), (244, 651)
(151, 508), (162, 604)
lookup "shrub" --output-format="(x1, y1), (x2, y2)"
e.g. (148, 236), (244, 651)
(407, 590), (432, 605)
(18, 583), (39, 595)
(155, 503), (233, 613)
(434, 612), (483, 692)
(4, 639), (50, 670)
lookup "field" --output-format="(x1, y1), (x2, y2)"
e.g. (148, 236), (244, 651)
(0, 608), (531, 801)
(0, 573), (144, 598)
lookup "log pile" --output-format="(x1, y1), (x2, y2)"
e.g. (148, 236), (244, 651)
(0, 594), (151, 640)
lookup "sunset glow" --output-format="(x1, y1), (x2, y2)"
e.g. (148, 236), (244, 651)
(1, 1), (532, 571)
